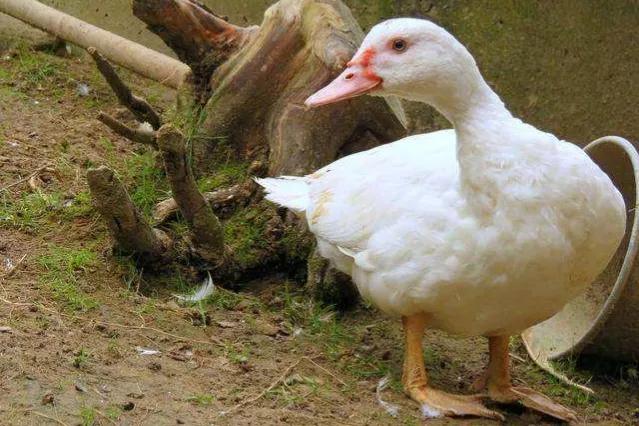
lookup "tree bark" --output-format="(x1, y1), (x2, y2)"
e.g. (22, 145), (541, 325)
(132, 0), (256, 97)
(98, 113), (157, 148)
(133, 0), (407, 175)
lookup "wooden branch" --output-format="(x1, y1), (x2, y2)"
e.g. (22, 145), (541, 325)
(98, 112), (157, 148)
(132, 0), (256, 91)
(0, 0), (190, 88)
(153, 184), (244, 223)
(87, 166), (169, 261)
(88, 47), (161, 129)
(156, 125), (224, 259)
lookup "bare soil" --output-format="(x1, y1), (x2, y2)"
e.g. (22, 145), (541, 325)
(0, 39), (637, 426)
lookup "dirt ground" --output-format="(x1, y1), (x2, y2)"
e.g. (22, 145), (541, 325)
(0, 37), (638, 426)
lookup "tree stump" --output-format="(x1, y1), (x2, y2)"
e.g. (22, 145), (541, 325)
(89, 0), (405, 305)
(133, 0), (406, 174)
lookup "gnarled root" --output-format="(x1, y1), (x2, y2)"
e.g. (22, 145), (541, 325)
(156, 125), (225, 264)
(87, 166), (171, 262)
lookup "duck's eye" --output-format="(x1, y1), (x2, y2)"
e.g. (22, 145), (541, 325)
(392, 38), (407, 52)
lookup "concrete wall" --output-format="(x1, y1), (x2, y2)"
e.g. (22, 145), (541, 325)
(1, 1), (638, 144)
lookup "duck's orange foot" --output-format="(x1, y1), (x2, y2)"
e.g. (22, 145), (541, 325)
(408, 386), (504, 421)
(489, 386), (578, 423)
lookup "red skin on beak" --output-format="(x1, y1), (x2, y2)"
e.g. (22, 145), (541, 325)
(305, 48), (382, 108)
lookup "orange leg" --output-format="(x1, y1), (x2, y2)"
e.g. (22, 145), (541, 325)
(401, 314), (503, 420)
(480, 336), (578, 423)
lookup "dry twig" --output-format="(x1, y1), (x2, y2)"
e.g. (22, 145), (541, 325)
(24, 410), (69, 426)
(98, 112), (157, 148)
(220, 358), (304, 417)
(0, 166), (53, 193)
(219, 355), (346, 417)
(303, 356), (348, 387)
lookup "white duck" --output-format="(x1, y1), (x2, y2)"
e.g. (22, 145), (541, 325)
(257, 18), (625, 421)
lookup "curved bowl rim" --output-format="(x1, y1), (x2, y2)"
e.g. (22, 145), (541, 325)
(522, 136), (639, 360)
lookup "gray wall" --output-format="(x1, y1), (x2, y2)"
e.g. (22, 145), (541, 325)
(2, 1), (638, 144)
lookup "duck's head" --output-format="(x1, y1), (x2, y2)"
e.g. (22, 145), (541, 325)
(305, 18), (484, 116)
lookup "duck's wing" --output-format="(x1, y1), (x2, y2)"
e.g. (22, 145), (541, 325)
(306, 129), (458, 254)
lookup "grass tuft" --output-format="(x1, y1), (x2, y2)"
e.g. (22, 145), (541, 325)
(122, 151), (169, 219)
(38, 246), (99, 311)
(79, 406), (96, 426)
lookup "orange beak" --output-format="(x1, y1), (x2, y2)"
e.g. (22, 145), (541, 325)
(305, 49), (382, 108)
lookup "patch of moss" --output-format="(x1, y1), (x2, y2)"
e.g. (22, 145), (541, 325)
(197, 161), (248, 193)
(223, 202), (274, 269)
(280, 226), (313, 267)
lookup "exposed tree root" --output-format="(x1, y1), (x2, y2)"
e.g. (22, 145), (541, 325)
(157, 125), (225, 263)
(88, 47), (162, 129)
(152, 184), (247, 224)
(97, 112), (157, 148)
(87, 166), (171, 262)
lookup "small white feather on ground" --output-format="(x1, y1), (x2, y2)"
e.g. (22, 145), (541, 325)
(173, 272), (216, 304)
(375, 376), (400, 418)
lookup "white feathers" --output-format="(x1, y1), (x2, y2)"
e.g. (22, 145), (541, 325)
(137, 122), (154, 135)
(257, 19), (625, 339)
(173, 273), (216, 304)
(420, 404), (443, 419)
(136, 347), (160, 356)
(254, 176), (310, 213)
(375, 376), (400, 418)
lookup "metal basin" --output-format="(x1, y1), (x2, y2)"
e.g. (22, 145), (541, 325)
(523, 136), (639, 365)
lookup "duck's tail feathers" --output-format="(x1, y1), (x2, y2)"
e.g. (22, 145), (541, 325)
(254, 176), (309, 213)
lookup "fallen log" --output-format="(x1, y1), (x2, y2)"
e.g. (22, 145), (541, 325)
(0, 0), (190, 88)
(152, 184), (246, 224)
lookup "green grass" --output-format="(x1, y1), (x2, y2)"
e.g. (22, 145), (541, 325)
(2, 45), (64, 90)
(0, 67), (11, 81)
(17, 52), (59, 85)
(73, 348), (91, 368)
(186, 393), (216, 406)
(104, 405), (122, 421)
(136, 299), (158, 316)
(197, 162), (248, 193)
(79, 406), (96, 426)
(38, 246), (99, 311)
(274, 285), (399, 383)
(206, 287), (244, 310)
(0, 191), (61, 231)
(121, 151), (169, 219)
(171, 104), (208, 144)
(0, 189), (94, 231)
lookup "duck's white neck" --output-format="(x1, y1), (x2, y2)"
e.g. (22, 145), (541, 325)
(421, 65), (512, 128)
(413, 64), (521, 210)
